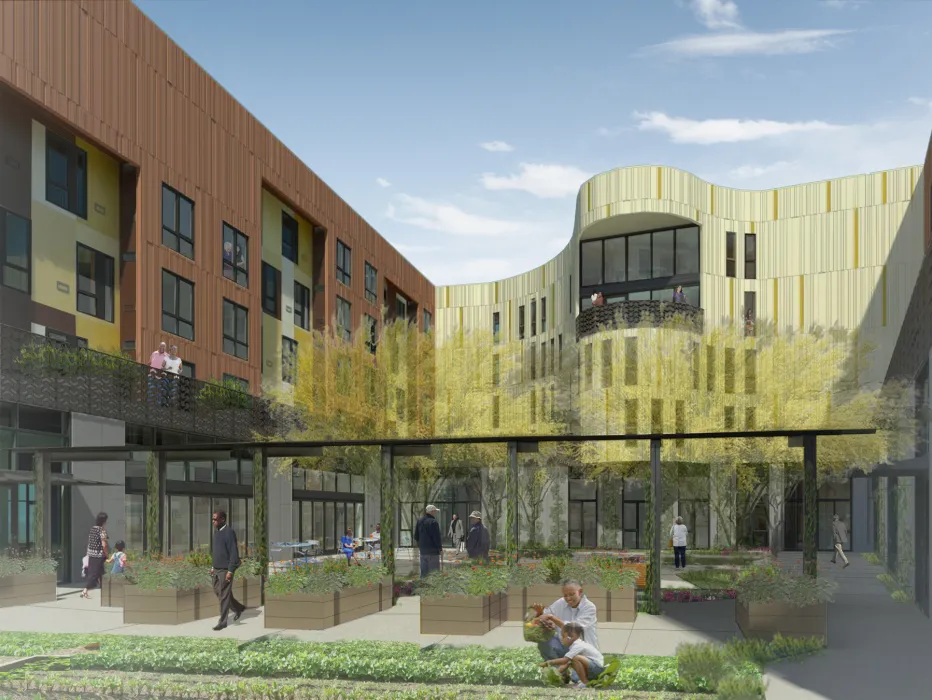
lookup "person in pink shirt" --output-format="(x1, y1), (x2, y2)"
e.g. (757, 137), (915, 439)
(150, 342), (168, 370)
(149, 342), (168, 404)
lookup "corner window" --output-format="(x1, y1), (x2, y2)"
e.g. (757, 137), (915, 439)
(725, 232), (736, 278)
(294, 281), (311, 330)
(45, 131), (87, 219)
(336, 296), (352, 342)
(222, 299), (249, 360)
(744, 233), (757, 279)
(76, 244), (114, 322)
(282, 212), (298, 263)
(336, 240), (351, 286)
(364, 262), (377, 304)
(222, 223), (248, 287)
(161, 184), (194, 259)
(282, 336), (298, 384)
(262, 263), (281, 317)
(0, 209), (30, 294)
(161, 270), (195, 341)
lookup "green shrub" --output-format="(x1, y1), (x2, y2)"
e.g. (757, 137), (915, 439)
(891, 589), (913, 603)
(878, 573), (897, 589)
(862, 552), (882, 565)
(717, 674), (766, 699)
(541, 555), (570, 584)
(724, 634), (824, 666)
(676, 642), (730, 691)
(676, 568), (738, 590)
(197, 378), (251, 410)
(234, 557), (262, 579)
(507, 563), (548, 587)
(0, 555), (58, 578)
(417, 564), (510, 598)
(184, 549), (212, 567)
(266, 561), (385, 596)
(734, 563), (837, 606)
(125, 558), (211, 591)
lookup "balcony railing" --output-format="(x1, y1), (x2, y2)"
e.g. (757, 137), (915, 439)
(0, 324), (281, 440)
(576, 300), (704, 339)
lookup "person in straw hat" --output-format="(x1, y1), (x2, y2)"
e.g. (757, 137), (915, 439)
(465, 510), (490, 562)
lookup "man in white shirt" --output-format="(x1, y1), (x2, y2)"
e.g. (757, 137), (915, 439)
(531, 580), (600, 661)
(670, 516), (689, 569)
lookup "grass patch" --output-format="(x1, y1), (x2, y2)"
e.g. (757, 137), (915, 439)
(861, 553), (882, 566)
(675, 569), (738, 591)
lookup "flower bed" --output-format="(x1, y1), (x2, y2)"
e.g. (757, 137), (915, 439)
(0, 556), (57, 608)
(264, 561), (390, 630)
(663, 588), (736, 603)
(733, 563), (836, 641)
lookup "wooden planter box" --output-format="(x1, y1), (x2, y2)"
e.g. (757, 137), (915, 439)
(505, 583), (637, 623)
(420, 593), (504, 635)
(264, 577), (393, 630)
(123, 585), (219, 624)
(736, 600), (827, 641)
(101, 574), (127, 608)
(0, 573), (57, 608)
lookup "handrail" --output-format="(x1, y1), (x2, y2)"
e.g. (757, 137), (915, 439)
(576, 299), (704, 339)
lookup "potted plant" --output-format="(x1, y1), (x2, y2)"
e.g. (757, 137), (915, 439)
(418, 564), (510, 635)
(733, 563), (836, 641)
(264, 560), (390, 630)
(0, 554), (58, 607)
(122, 557), (213, 624)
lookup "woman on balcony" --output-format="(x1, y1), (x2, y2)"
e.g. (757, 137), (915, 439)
(672, 286), (687, 304)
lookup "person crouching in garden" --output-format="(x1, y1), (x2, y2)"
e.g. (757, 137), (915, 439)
(539, 622), (605, 688)
(531, 580), (600, 662)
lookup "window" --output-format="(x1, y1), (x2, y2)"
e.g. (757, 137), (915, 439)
(492, 354), (500, 386)
(581, 240), (602, 286)
(294, 281), (310, 330)
(628, 234), (651, 281)
(282, 337), (298, 384)
(395, 294), (407, 321)
(568, 275), (574, 315)
(744, 291), (756, 336)
(492, 395), (500, 429)
(746, 407), (756, 430)
(336, 240), (351, 286)
(161, 184), (194, 259)
(726, 232), (736, 278)
(364, 314), (378, 353)
(558, 334), (563, 368)
(625, 399), (638, 434)
(604, 237), (626, 283)
(541, 298), (547, 333)
(724, 348), (735, 394)
(222, 299), (249, 360)
(518, 305), (526, 339)
(282, 212), (298, 263)
(541, 342), (547, 378)
(744, 233), (757, 279)
(651, 399), (663, 433)
(625, 337), (638, 385)
(262, 263), (280, 317)
(706, 345), (716, 391)
(745, 348), (757, 395)
(917, 362), (929, 456)
(676, 227), (700, 275)
(529, 345), (536, 380)
(76, 244), (114, 322)
(364, 263), (377, 304)
(0, 209), (30, 293)
(652, 229), (675, 278)
(180, 362), (195, 380)
(724, 406), (735, 430)
(336, 296), (352, 342)
(423, 310), (432, 334)
(223, 374), (249, 393)
(221, 223), (248, 287)
(161, 270), (195, 341)
(46, 131), (87, 218)
(492, 312), (501, 342)
(602, 339), (613, 387)
(530, 299), (537, 336)
(584, 344), (593, 389)
(568, 478), (598, 548)
(550, 338), (555, 375)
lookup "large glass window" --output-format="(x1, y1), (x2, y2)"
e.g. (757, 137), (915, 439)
(282, 212), (298, 263)
(726, 232), (736, 278)
(262, 263), (280, 317)
(0, 209), (30, 294)
(627, 234), (652, 281)
(604, 236), (626, 283)
(336, 240), (352, 286)
(125, 494), (145, 552)
(161, 270), (195, 341)
(652, 229), (675, 278)
(222, 299), (249, 360)
(46, 132), (87, 219)
(294, 281), (310, 330)
(745, 233), (757, 279)
(568, 478), (598, 548)
(676, 227), (700, 275)
(76, 244), (114, 322)
(222, 223), (248, 287)
(161, 184), (194, 259)
(168, 495), (191, 556)
(365, 262), (378, 304)
(581, 240), (602, 286)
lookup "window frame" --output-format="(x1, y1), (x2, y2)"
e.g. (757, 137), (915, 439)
(281, 211), (299, 263)
(294, 280), (311, 330)
(364, 262), (378, 304)
(518, 305), (526, 339)
(282, 336), (298, 384)
(0, 208), (31, 295)
(75, 243), (115, 322)
(161, 269), (195, 341)
(744, 233), (757, 280)
(261, 263), (281, 318)
(336, 295), (352, 342)
(222, 298), (250, 361)
(492, 312), (501, 343)
(161, 184), (195, 260)
(336, 240), (352, 286)
(423, 309), (432, 334)
(222, 223), (249, 287)
(541, 297), (547, 333)
(45, 131), (88, 219)
(726, 231), (736, 278)
(530, 299), (537, 336)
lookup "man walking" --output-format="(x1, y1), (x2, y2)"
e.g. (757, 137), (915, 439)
(465, 510), (490, 562)
(210, 510), (245, 631)
(831, 514), (850, 568)
(413, 504), (442, 578)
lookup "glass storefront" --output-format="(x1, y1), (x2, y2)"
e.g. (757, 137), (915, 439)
(292, 467), (365, 553)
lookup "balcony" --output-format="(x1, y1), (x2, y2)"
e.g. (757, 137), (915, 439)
(576, 300), (704, 339)
(0, 324), (280, 440)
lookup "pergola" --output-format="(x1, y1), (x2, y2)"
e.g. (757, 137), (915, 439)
(18, 427), (873, 609)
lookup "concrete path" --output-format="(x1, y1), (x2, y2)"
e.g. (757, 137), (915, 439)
(763, 552), (932, 700)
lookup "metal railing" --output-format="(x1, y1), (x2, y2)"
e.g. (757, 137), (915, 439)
(576, 300), (704, 339)
(0, 324), (280, 440)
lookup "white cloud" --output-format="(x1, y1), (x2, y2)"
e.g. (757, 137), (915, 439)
(479, 163), (591, 199)
(376, 177), (392, 188)
(634, 111), (843, 144)
(386, 194), (531, 237)
(690, 0), (741, 30)
(908, 97), (932, 110)
(480, 141), (515, 152)
(822, 0), (868, 8)
(643, 28), (851, 57)
(728, 161), (797, 180)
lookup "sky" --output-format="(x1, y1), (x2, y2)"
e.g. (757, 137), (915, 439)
(134, 0), (932, 286)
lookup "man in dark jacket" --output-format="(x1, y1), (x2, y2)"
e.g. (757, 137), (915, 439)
(210, 510), (245, 631)
(413, 504), (442, 578)
(465, 511), (490, 562)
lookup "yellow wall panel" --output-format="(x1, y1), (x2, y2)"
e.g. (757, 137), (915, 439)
(76, 137), (120, 240)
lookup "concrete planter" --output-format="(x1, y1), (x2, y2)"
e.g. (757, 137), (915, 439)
(264, 577), (393, 630)
(101, 574), (128, 608)
(122, 585), (218, 624)
(420, 593), (504, 635)
(0, 573), (57, 608)
(736, 600), (827, 641)
(505, 583), (637, 623)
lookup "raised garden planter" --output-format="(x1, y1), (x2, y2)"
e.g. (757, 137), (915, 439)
(123, 585), (217, 624)
(264, 577), (393, 630)
(736, 600), (827, 641)
(504, 582), (636, 623)
(0, 573), (57, 608)
(101, 574), (127, 608)
(420, 593), (504, 635)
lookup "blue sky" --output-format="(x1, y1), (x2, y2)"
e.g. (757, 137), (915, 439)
(135, 0), (932, 285)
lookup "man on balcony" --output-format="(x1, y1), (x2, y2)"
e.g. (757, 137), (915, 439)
(148, 342), (168, 405)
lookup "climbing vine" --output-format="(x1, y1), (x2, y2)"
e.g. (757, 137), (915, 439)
(803, 460), (818, 578)
(601, 477), (619, 549)
(145, 452), (160, 555)
(253, 451), (268, 571)
(644, 471), (659, 614)
(380, 453), (395, 583)
(505, 455), (517, 564)
(32, 454), (45, 556)
(549, 478), (565, 547)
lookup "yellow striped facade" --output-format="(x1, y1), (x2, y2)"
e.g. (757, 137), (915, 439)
(435, 164), (927, 387)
